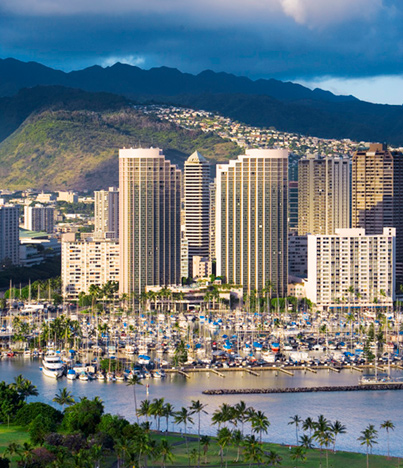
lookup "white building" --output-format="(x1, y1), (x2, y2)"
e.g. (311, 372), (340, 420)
(62, 236), (119, 299)
(24, 205), (54, 233)
(306, 228), (395, 310)
(94, 187), (119, 239)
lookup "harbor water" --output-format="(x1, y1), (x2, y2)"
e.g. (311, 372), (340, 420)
(1, 357), (403, 457)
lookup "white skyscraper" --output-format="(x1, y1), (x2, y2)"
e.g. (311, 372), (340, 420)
(184, 151), (210, 276)
(216, 148), (288, 295)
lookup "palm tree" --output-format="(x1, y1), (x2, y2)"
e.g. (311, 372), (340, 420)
(380, 420), (394, 459)
(89, 444), (102, 468)
(289, 414), (302, 445)
(212, 403), (234, 429)
(157, 439), (174, 468)
(200, 435), (211, 464)
(231, 429), (243, 462)
(315, 431), (334, 468)
(162, 402), (175, 433)
(216, 427), (232, 468)
(358, 425), (378, 468)
(174, 407), (194, 467)
(330, 420), (346, 453)
(302, 417), (315, 437)
(266, 449), (282, 466)
(243, 435), (264, 468)
(250, 410), (270, 444)
(137, 399), (152, 424)
(52, 388), (75, 411)
(189, 399), (208, 466)
(11, 375), (38, 402)
(149, 398), (165, 431)
(290, 446), (306, 468)
(126, 374), (142, 424)
(299, 434), (314, 450)
(234, 401), (250, 437)
(313, 415), (331, 468)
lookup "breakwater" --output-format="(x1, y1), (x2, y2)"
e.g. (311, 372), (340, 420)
(203, 383), (403, 395)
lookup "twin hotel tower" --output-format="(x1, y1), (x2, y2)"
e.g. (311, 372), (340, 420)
(62, 143), (402, 310)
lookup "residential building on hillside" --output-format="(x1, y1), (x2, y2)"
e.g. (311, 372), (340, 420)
(216, 148), (288, 295)
(119, 148), (181, 295)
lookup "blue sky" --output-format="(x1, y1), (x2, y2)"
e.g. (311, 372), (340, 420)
(1, 0), (402, 104)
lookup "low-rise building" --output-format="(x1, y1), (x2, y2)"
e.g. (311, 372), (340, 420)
(61, 236), (119, 300)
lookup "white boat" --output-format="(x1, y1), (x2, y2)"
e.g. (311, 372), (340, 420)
(23, 349), (31, 358)
(67, 369), (77, 380)
(42, 353), (64, 379)
(79, 371), (89, 381)
(138, 355), (151, 365)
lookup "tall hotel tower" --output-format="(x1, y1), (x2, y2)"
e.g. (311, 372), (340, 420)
(298, 154), (350, 235)
(352, 143), (403, 283)
(184, 151), (210, 276)
(119, 148), (182, 295)
(216, 149), (288, 296)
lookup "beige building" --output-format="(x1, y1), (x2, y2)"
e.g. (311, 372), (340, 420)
(192, 256), (212, 279)
(298, 154), (350, 236)
(61, 236), (119, 299)
(216, 148), (288, 295)
(119, 148), (182, 295)
(57, 191), (78, 203)
(184, 151), (210, 276)
(94, 187), (119, 239)
(352, 143), (403, 283)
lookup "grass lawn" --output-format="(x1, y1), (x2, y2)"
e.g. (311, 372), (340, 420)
(0, 425), (400, 468)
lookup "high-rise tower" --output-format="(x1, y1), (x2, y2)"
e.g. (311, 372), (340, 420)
(119, 148), (181, 295)
(184, 151), (210, 276)
(298, 154), (350, 236)
(216, 148), (288, 296)
(352, 143), (403, 283)
(94, 187), (119, 239)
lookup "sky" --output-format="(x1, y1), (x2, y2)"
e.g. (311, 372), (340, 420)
(0, 0), (403, 104)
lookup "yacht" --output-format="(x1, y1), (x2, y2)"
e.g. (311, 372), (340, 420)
(42, 352), (64, 379)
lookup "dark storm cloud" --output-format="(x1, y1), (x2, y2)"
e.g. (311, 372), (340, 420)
(0, 0), (402, 80)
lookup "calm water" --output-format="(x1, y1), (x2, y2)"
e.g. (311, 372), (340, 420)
(1, 358), (403, 457)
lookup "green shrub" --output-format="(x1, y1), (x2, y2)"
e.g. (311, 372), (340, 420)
(15, 402), (63, 426)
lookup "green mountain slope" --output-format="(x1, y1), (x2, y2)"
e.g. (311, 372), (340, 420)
(0, 108), (241, 190)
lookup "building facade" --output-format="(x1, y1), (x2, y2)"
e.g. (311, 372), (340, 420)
(61, 236), (119, 299)
(24, 205), (54, 233)
(216, 148), (288, 295)
(298, 154), (350, 236)
(0, 203), (20, 267)
(94, 187), (119, 239)
(209, 181), (216, 262)
(352, 143), (403, 283)
(119, 148), (181, 295)
(184, 151), (210, 276)
(305, 228), (395, 310)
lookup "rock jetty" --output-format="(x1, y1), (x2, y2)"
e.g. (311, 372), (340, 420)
(203, 383), (403, 395)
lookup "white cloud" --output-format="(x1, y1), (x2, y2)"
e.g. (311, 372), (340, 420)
(279, 0), (383, 26)
(101, 55), (145, 68)
(297, 75), (403, 105)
